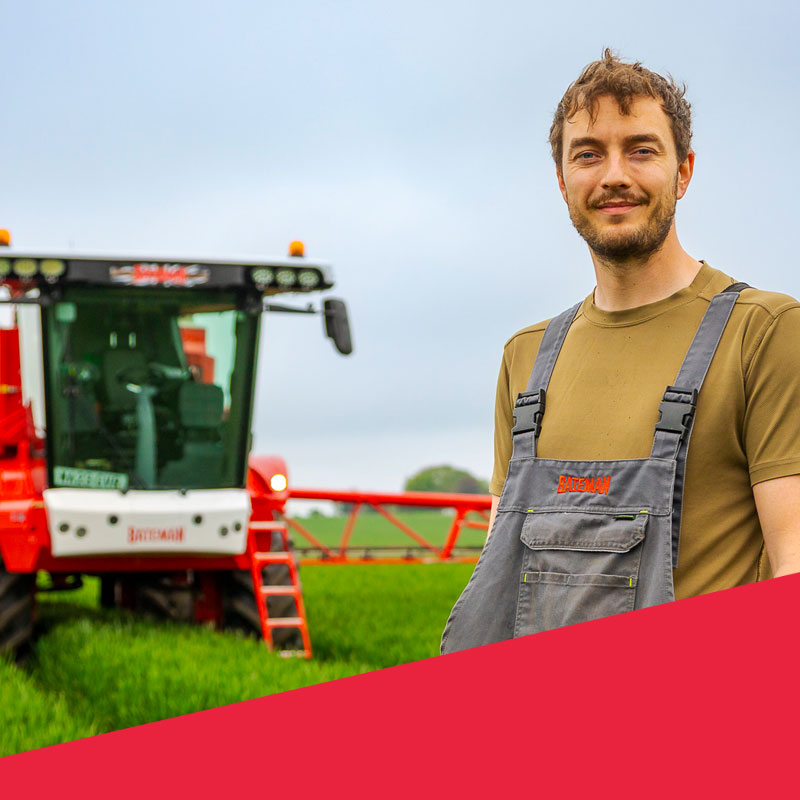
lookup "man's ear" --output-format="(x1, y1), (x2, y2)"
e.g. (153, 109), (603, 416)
(557, 166), (568, 204)
(676, 150), (695, 200)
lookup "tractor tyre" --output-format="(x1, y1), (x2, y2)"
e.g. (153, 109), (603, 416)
(0, 557), (36, 657)
(129, 573), (196, 624)
(221, 569), (303, 651)
(100, 575), (118, 609)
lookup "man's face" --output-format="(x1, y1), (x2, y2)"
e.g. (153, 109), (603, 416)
(557, 94), (693, 262)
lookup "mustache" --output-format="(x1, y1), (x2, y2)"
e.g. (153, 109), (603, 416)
(590, 192), (649, 208)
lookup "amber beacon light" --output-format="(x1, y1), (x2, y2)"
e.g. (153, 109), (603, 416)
(288, 240), (305, 257)
(0, 230), (11, 247)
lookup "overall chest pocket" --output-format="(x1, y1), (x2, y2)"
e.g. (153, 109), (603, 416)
(514, 510), (648, 637)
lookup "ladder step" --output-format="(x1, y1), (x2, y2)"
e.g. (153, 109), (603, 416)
(266, 617), (304, 627)
(260, 585), (299, 596)
(252, 552), (294, 563)
(249, 521), (288, 532)
(247, 531), (310, 657)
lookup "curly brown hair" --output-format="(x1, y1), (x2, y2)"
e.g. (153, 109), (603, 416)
(550, 48), (692, 171)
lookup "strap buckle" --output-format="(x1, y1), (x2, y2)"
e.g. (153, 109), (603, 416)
(654, 386), (698, 441)
(512, 389), (546, 437)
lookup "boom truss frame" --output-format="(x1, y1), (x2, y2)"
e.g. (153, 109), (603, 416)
(283, 488), (491, 565)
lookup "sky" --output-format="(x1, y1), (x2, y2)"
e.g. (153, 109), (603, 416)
(3, 0), (800, 507)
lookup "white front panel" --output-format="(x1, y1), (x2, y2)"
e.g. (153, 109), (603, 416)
(44, 488), (251, 557)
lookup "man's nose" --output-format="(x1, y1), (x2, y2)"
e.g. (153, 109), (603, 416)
(600, 152), (631, 189)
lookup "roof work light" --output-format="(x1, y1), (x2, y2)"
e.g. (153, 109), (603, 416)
(40, 259), (67, 279)
(13, 258), (37, 278)
(275, 269), (295, 287)
(298, 269), (320, 289)
(251, 267), (274, 287)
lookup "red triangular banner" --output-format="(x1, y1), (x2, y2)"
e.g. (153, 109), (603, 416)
(3, 573), (799, 796)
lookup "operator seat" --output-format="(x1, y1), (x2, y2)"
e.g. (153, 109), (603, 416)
(63, 392), (100, 433)
(160, 381), (225, 487)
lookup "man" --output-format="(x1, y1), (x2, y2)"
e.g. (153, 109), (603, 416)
(441, 50), (800, 653)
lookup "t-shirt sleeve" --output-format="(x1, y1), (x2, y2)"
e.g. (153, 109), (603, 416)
(744, 306), (800, 485)
(490, 345), (514, 496)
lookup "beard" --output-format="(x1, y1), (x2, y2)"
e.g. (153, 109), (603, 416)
(567, 180), (678, 262)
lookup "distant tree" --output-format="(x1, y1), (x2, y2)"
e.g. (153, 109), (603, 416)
(404, 465), (489, 495)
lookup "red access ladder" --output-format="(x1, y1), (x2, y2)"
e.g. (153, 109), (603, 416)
(247, 520), (312, 658)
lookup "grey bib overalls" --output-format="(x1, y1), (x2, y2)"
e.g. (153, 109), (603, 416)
(441, 284), (748, 654)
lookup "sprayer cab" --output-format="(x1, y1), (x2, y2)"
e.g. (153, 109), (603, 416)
(0, 246), (352, 495)
(0, 239), (351, 657)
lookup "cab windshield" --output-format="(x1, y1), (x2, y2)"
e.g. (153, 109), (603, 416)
(42, 286), (259, 490)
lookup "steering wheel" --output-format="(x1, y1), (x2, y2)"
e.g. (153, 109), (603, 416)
(116, 362), (191, 393)
(147, 362), (192, 382)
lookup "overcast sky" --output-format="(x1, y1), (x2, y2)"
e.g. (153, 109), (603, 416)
(3, 0), (799, 501)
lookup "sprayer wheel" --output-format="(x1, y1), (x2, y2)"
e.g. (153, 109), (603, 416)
(0, 557), (35, 656)
(130, 573), (196, 623)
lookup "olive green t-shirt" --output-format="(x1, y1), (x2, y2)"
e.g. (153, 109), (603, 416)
(491, 262), (800, 600)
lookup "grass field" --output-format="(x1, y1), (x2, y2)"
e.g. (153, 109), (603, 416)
(0, 512), (478, 757)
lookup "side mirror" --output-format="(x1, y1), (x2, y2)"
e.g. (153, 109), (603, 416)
(323, 298), (353, 355)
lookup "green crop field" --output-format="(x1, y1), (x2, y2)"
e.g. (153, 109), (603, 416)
(0, 512), (479, 757)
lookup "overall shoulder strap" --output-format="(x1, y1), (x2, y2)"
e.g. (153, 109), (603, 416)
(651, 281), (750, 565)
(651, 283), (749, 460)
(511, 302), (581, 458)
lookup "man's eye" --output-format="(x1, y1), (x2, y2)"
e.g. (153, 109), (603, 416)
(576, 152), (598, 161)
(632, 148), (654, 156)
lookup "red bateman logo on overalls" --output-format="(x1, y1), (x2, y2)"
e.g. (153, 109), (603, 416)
(556, 475), (611, 495)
